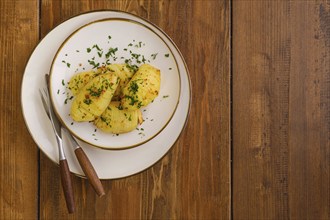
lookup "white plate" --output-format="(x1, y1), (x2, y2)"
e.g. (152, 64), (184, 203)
(50, 18), (181, 149)
(21, 10), (191, 179)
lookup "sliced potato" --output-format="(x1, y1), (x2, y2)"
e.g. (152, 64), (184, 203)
(68, 64), (134, 99)
(121, 64), (160, 110)
(70, 100), (94, 121)
(68, 70), (99, 95)
(94, 101), (143, 134)
(70, 73), (120, 122)
(105, 64), (134, 101)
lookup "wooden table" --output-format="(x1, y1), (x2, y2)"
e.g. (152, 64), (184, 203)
(1, 0), (329, 219)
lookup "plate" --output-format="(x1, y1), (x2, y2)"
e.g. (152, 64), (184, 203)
(49, 18), (181, 149)
(21, 10), (191, 179)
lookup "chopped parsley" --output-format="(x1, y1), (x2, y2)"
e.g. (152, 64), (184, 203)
(129, 81), (139, 94)
(105, 47), (118, 58)
(124, 95), (140, 106)
(151, 53), (158, 60)
(92, 44), (102, 51)
(88, 59), (99, 69)
(83, 98), (92, 105)
(124, 59), (139, 73)
(64, 96), (73, 104)
(88, 86), (103, 97)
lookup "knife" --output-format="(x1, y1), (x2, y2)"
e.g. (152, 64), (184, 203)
(40, 86), (75, 213)
(63, 128), (105, 197)
(44, 74), (105, 197)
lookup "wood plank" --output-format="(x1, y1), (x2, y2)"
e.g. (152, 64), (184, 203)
(39, 2), (147, 218)
(141, 1), (231, 219)
(39, 0), (231, 219)
(0, 0), (39, 219)
(232, 1), (330, 219)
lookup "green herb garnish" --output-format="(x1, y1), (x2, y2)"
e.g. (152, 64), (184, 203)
(129, 81), (139, 94)
(105, 47), (118, 58)
(151, 53), (158, 60)
(83, 98), (92, 105)
(92, 44), (102, 51)
(88, 59), (99, 69)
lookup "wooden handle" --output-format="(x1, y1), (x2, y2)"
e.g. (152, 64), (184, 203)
(59, 159), (75, 213)
(74, 147), (105, 197)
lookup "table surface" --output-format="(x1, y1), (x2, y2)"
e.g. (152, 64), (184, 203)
(1, 0), (329, 219)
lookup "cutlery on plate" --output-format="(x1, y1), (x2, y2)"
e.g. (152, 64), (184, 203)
(63, 128), (105, 197)
(39, 87), (75, 213)
(42, 74), (105, 197)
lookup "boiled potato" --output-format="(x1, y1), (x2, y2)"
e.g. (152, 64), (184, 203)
(70, 73), (120, 122)
(68, 70), (99, 95)
(121, 64), (160, 110)
(94, 101), (143, 134)
(68, 64), (134, 99)
(104, 64), (134, 101)
(70, 99), (95, 121)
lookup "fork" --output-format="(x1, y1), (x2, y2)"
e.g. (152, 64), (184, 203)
(39, 87), (75, 213)
(40, 78), (105, 198)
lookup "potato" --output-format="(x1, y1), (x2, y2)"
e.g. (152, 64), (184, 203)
(104, 64), (134, 101)
(70, 99), (95, 121)
(121, 64), (160, 110)
(94, 101), (143, 134)
(68, 70), (99, 95)
(68, 64), (134, 99)
(70, 72), (120, 122)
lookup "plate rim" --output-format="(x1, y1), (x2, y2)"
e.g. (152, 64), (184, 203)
(49, 17), (182, 150)
(20, 9), (191, 179)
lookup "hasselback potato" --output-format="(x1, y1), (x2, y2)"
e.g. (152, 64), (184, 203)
(94, 101), (143, 134)
(68, 70), (99, 95)
(121, 64), (161, 110)
(104, 64), (135, 101)
(70, 72), (120, 122)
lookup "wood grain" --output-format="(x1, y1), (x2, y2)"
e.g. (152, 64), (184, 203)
(38, 0), (230, 219)
(0, 0), (39, 219)
(3, 0), (330, 219)
(233, 1), (330, 219)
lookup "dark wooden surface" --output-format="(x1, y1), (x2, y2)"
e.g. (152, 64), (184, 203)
(0, 0), (39, 219)
(233, 1), (329, 220)
(1, 0), (329, 219)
